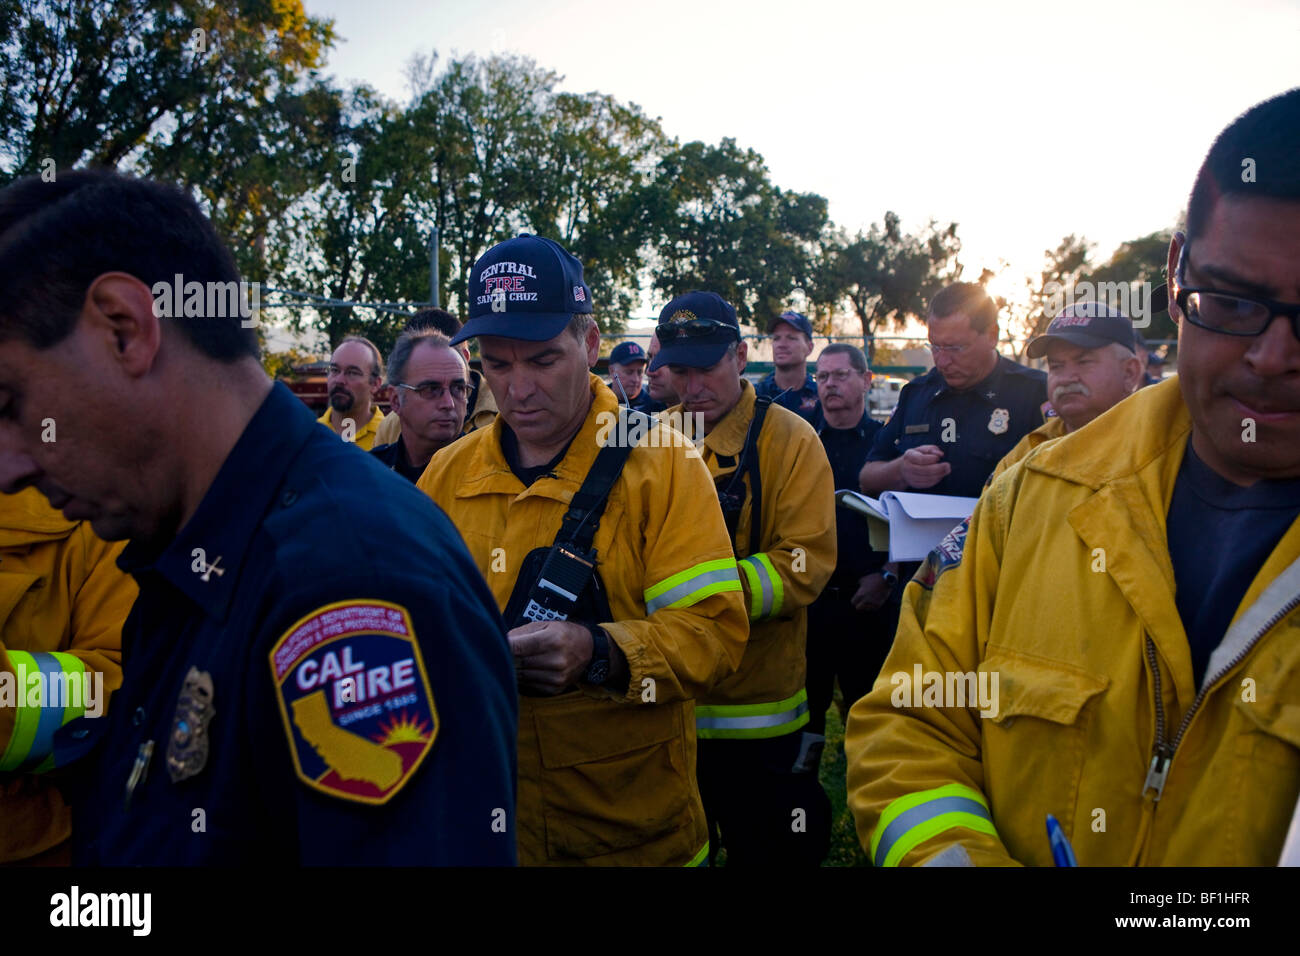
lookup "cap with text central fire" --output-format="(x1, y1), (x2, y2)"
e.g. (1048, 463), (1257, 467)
(769, 310), (813, 339)
(1026, 301), (1136, 359)
(609, 341), (648, 366)
(648, 291), (741, 371)
(450, 234), (592, 346)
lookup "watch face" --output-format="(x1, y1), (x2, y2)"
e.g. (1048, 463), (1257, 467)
(586, 661), (610, 685)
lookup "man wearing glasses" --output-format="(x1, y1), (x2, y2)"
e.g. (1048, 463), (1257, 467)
(319, 336), (386, 450)
(652, 291), (836, 866)
(858, 283), (1046, 498)
(846, 89), (1300, 867)
(806, 344), (900, 749)
(372, 331), (470, 483)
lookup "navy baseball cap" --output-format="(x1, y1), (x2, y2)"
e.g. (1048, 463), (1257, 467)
(649, 291), (741, 371)
(451, 234), (593, 345)
(1026, 302), (1137, 358)
(769, 310), (813, 339)
(609, 341), (648, 366)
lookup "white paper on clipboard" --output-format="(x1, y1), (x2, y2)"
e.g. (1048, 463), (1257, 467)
(835, 490), (978, 562)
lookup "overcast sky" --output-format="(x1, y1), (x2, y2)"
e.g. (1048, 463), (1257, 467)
(306, 0), (1299, 317)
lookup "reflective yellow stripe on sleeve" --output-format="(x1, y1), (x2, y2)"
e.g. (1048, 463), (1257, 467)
(738, 553), (783, 620)
(0, 651), (87, 773)
(684, 842), (709, 866)
(871, 783), (998, 867)
(644, 558), (741, 615)
(696, 688), (809, 739)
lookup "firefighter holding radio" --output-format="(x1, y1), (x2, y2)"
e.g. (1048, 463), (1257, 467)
(418, 235), (749, 867)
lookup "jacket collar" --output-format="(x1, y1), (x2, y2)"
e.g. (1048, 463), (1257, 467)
(119, 382), (317, 623)
(1028, 377), (1196, 704)
(0, 487), (77, 548)
(683, 379), (757, 459)
(454, 372), (617, 504)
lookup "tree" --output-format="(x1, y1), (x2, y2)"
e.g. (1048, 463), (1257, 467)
(1086, 229), (1176, 343)
(0, 0), (342, 279)
(1006, 234), (1093, 360)
(817, 213), (961, 363)
(647, 138), (829, 325)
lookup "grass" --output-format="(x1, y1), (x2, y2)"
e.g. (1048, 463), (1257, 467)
(818, 697), (873, 867)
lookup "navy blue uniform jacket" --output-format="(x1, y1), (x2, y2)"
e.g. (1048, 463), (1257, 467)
(59, 383), (517, 864)
(865, 356), (1047, 498)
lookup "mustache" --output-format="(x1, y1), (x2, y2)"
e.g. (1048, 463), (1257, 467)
(1052, 382), (1091, 403)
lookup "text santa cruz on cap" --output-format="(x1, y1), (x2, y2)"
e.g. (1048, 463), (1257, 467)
(478, 260), (540, 305)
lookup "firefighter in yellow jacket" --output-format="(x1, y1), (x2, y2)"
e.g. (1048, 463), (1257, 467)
(654, 291), (836, 866)
(419, 237), (748, 866)
(989, 304), (1142, 483)
(846, 88), (1300, 866)
(0, 488), (134, 863)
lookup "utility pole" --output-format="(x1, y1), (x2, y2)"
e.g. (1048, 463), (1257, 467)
(429, 226), (440, 307)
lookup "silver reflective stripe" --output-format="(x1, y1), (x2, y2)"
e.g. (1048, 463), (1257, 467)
(695, 698), (809, 730)
(645, 566), (739, 615)
(873, 796), (992, 868)
(1201, 554), (1300, 693)
(742, 555), (774, 617)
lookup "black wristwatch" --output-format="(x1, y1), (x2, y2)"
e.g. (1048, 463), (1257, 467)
(583, 625), (611, 686)
(881, 569), (900, 588)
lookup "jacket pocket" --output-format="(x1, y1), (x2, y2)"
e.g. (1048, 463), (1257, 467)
(1231, 689), (1300, 864)
(535, 699), (693, 862)
(978, 647), (1109, 859)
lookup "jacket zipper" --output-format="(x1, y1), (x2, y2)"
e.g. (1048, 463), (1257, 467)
(1143, 592), (1300, 802)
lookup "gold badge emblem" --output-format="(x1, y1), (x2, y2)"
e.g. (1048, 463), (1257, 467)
(666, 309), (697, 324)
(166, 667), (215, 783)
(988, 408), (1010, 435)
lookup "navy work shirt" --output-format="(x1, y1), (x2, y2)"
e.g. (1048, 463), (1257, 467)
(59, 382), (518, 865)
(864, 356), (1047, 498)
(371, 435), (428, 484)
(756, 371), (818, 423)
(1167, 439), (1300, 686)
(814, 406), (886, 585)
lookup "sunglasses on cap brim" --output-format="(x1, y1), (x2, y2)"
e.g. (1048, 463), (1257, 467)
(654, 318), (740, 343)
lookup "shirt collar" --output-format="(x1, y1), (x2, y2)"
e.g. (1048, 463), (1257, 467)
(317, 403), (383, 437)
(814, 405), (872, 438)
(119, 382), (318, 621)
(934, 354), (1014, 402)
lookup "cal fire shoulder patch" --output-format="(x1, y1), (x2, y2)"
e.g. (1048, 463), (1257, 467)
(269, 600), (438, 805)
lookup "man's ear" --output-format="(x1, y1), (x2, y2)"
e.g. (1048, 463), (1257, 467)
(584, 320), (600, 368)
(83, 273), (162, 377)
(735, 340), (748, 375)
(389, 387), (402, 413)
(1167, 231), (1187, 323)
(1124, 352), (1146, 392)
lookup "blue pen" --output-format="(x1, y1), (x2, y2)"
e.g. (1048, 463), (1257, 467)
(1046, 814), (1078, 867)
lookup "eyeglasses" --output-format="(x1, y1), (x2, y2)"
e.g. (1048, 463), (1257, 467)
(395, 380), (469, 401)
(654, 318), (740, 345)
(1174, 245), (1300, 340)
(328, 364), (375, 382)
(927, 342), (972, 355)
(814, 369), (862, 384)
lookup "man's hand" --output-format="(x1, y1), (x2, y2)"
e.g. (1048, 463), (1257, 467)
(508, 620), (593, 695)
(851, 573), (891, 612)
(899, 445), (952, 489)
